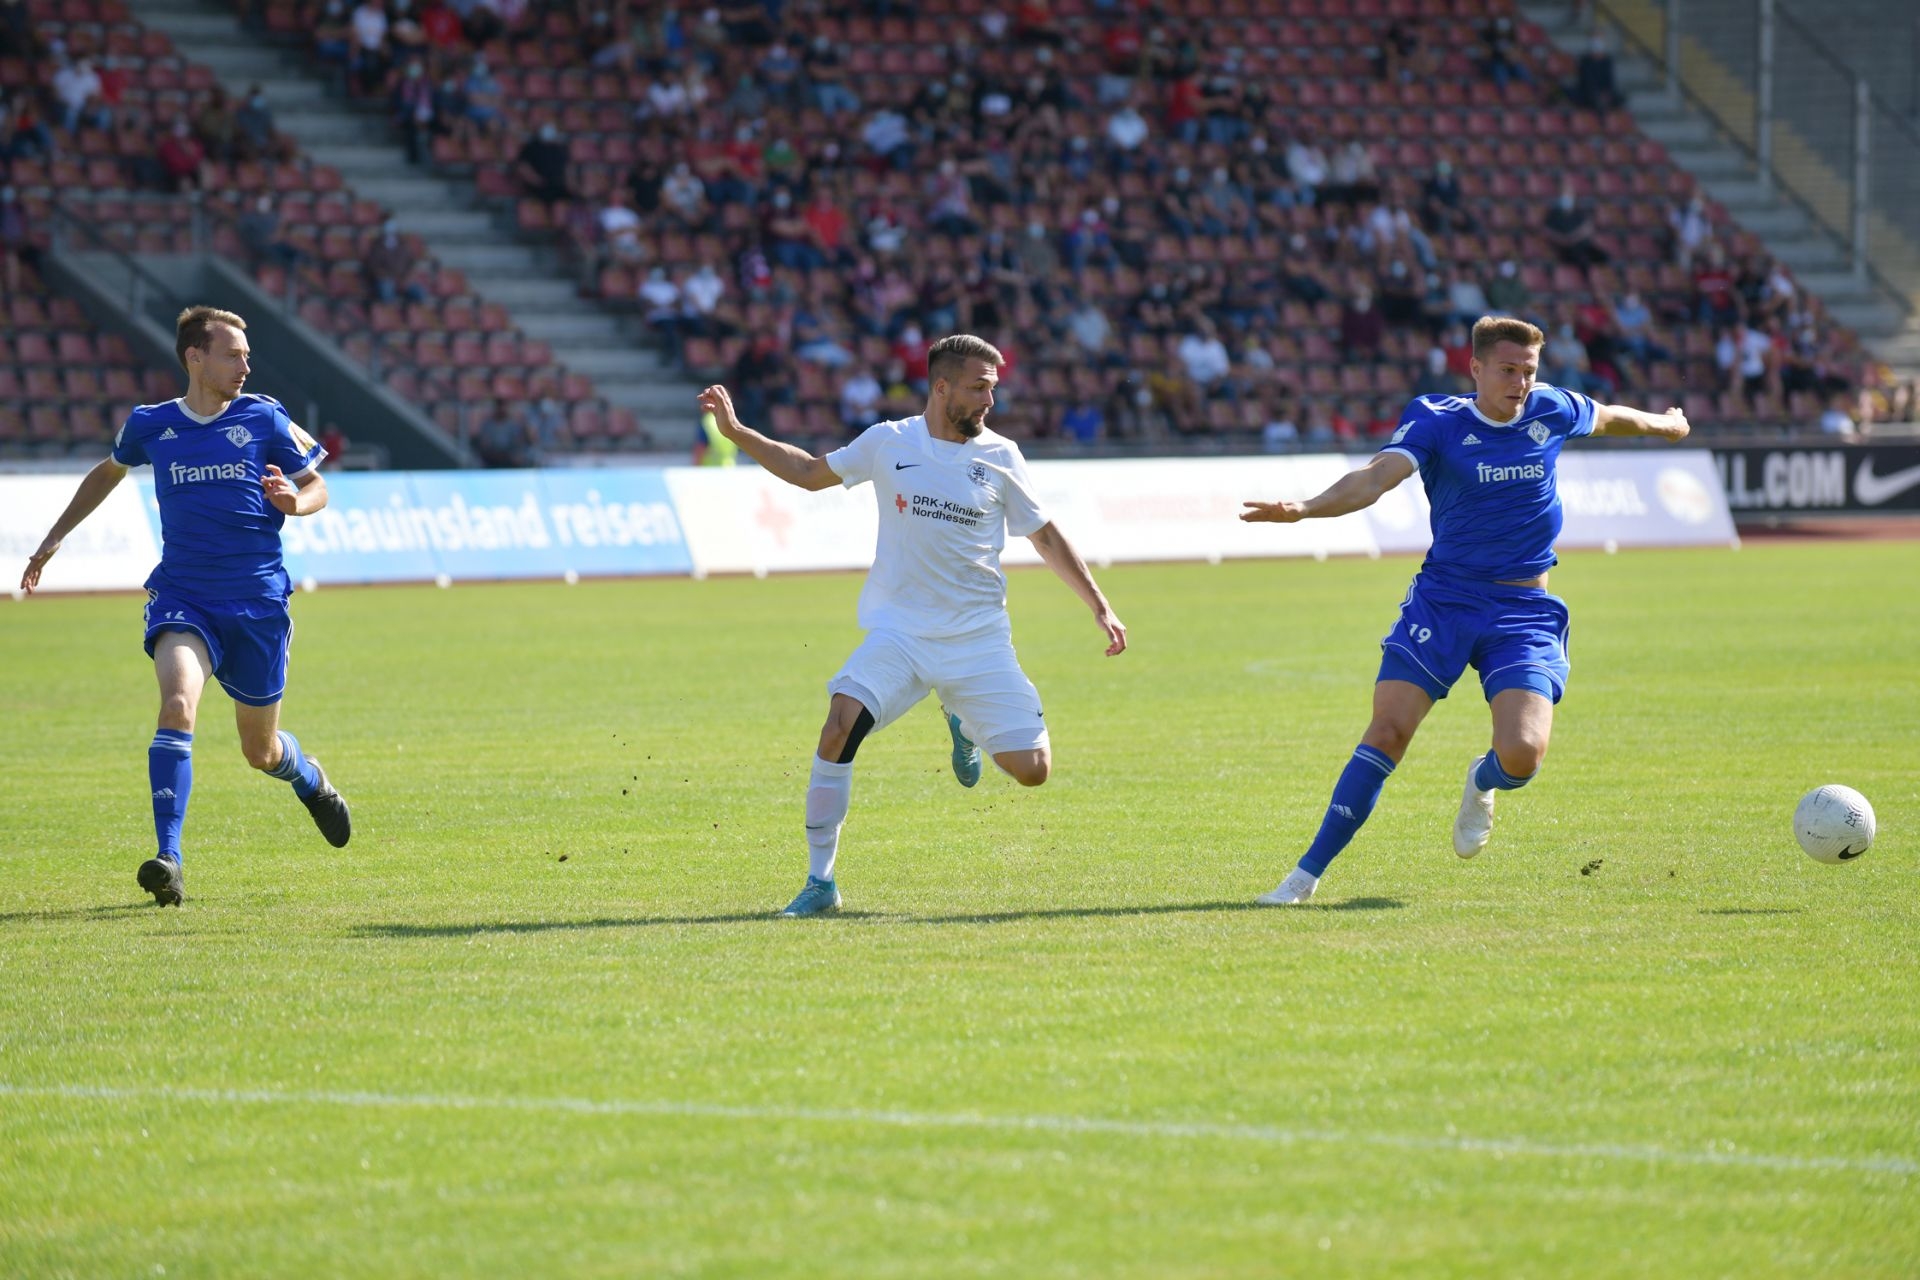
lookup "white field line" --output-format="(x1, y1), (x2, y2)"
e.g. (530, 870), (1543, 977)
(1, 1082), (1913, 1176)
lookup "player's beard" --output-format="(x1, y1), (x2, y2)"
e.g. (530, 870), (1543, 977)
(949, 403), (988, 438)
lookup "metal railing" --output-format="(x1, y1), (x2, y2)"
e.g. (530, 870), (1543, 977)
(47, 198), (321, 428)
(1599, 0), (1920, 305)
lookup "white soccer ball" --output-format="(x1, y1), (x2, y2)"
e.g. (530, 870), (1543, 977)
(1793, 785), (1876, 864)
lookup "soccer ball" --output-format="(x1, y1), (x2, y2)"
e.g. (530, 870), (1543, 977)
(1793, 785), (1876, 864)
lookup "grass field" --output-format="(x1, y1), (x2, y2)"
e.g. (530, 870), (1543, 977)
(2, 541), (1917, 1277)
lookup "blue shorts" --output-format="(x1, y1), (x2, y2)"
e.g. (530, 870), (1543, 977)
(1376, 572), (1571, 705)
(143, 585), (294, 708)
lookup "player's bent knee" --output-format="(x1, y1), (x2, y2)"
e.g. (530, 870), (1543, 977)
(1494, 740), (1546, 779)
(242, 741), (279, 771)
(996, 751), (1050, 787)
(158, 693), (197, 729)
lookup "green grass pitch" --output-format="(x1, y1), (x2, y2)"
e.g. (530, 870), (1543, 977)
(2, 541), (1916, 1277)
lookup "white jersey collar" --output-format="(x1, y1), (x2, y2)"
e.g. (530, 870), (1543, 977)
(173, 396), (237, 425)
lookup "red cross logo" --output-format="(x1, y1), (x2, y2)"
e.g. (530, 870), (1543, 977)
(895, 492), (908, 514)
(755, 487), (796, 547)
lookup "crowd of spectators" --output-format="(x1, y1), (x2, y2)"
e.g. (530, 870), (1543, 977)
(281, 0), (1910, 448)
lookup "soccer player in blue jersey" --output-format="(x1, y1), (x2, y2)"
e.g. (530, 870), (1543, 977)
(1240, 316), (1689, 904)
(20, 306), (351, 906)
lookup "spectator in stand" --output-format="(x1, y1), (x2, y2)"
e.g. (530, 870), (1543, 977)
(762, 188), (820, 270)
(1692, 242), (1740, 327)
(1420, 155), (1474, 237)
(579, 7), (634, 72)
(0, 0), (42, 60)
(1817, 393), (1858, 438)
(526, 379), (568, 453)
(801, 186), (848, 266)
(1478, 13), (1533, 89)
(838, 364), (883, 430)
(387, 0), (427, 66)
(1667, 191), (1711, 267)
(758, 40), (802, 109)
(1720, 318), (1778, 415)
(237, 194), (303, 268)
(1061, 397), (1104, 444)
(473, 399), (535, 467)
(431, 70), (467, 138)
(5, 90), (53, 160)
(1066, 295), (1114, 363)
(1443, 263), (1491, 327)
(728, 332), (790, 433)
(805, 34), (858, 117)
(861, 106), (912, 170)
(156, 117), (208, 192)
(1286, 136), (1330, 202)
(1177, 318), (1233, 401)
(418, 0), (463, 72)
(638, 266), (683, 359)
(1569, 30), (1623, 112)
(1104, 94), (1149, 170)
(1414, 344), (1466, 396)
(925, 158), (977, 238)
(391, 59), (436, 163)
(598, 189), (646, 266)
(1485, 258), (1532, 318)
(1379, 258), (1424, 327)
(317, 422), (349, 466)
(515, 122), (574, 205)
(193, 86), (238, 162)
(681, 262), (729, 340)
(1611, 288), (1669, 374)
(363, 220), (426, 302)
(0, 184), (37, 293)
(53, 56), (110, 134)
(661, 161), (707, 228)
(349, 0), (389, 96)
(312, 0), (352, 72)
(1339, 287), (1385, 362)
(1544, 181), (1609, 269)
(463, 54), (505, 135)
(1326, 141), (1380, 207)
(1543, 318), (1601, 395)
(234, 85), (280, 161)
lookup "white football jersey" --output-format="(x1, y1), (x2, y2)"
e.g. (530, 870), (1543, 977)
(826, 415), (1049, 638)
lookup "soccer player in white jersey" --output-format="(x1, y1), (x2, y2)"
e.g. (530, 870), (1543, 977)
(20, 306), (351, 906)
(696, 333), (1127, 917)
(1240, 316), (1689, 904)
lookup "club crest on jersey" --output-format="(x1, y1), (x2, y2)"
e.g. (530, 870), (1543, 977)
(967, 462), (989, 486)
(225, 424), (255, 448)
(1527, 422), (1551, 445)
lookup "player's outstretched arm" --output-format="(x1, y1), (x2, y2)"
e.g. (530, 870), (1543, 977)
(1240, 450), (1415, 524)
(20, 456), (129, 594)
(1591, 404), (1690, 440)
(1027, 521), (1126, 656)
(695, 385), (841, 491)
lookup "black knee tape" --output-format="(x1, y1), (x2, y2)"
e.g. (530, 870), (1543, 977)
(836, 707), (876, 765)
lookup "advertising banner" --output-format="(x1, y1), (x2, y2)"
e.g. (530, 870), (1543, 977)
(1713, 442), (1920, 513)
(0, 475), (158, 594)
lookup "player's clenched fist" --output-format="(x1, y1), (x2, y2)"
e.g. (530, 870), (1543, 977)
(262, 464), (300, 514)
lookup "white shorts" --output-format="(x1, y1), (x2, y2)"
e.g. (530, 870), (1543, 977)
(828, 624), (1049, 756)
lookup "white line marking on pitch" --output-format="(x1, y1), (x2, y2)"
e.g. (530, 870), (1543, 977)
(1, 1083), (1912, 1176)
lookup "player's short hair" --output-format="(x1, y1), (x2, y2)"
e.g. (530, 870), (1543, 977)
(175, 305), (247, 372)
(927, 334), (1004, 388)
(1471, 316), (1544, 359)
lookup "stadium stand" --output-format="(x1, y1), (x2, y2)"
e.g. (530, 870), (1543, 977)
(225, 0), (1890, 450)
(0, 0), (640, 458)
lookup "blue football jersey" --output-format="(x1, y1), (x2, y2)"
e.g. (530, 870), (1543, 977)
(1379, 384), (1597, 582)
(111, 393), (326, 599)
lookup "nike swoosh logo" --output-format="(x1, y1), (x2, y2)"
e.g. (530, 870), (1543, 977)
(894, 462), (922, 470)
(1852, 458), (1920, 506)
(1837, 844), (1866, 861)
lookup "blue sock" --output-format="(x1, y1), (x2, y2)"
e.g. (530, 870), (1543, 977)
(148, 729), (193, 863)
(266, 729), (321, 800)
(1475, 752), (1535, 792)
(1298, 744), (1396, 876)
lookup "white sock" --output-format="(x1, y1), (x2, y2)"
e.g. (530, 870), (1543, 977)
(805, 755), (853, 882)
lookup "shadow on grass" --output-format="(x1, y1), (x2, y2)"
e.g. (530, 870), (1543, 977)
(348, 896), (1407, 939)
(1697, 907), (1805, 916)
(0, 903), (162, 925)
